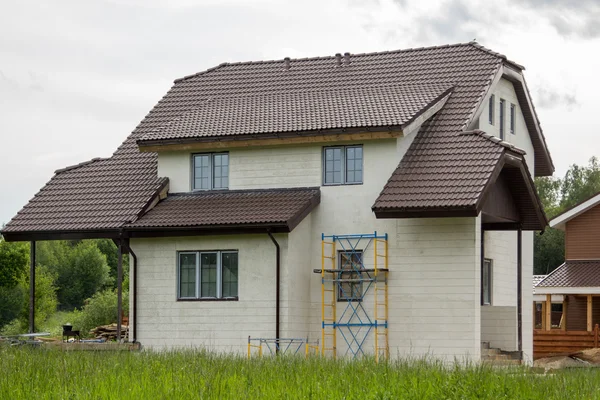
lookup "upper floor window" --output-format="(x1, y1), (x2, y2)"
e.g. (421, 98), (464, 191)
(193, 153), (229, 190)
(323, 145), (363, 185)
(488, 94), (495, 125)
(178, 250), (238, 300)
(510, 103), (516, 134)
(499, 99), (506, 140)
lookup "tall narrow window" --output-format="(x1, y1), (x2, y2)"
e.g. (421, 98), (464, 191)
(482, 258), (492, 306)
(488, 94), (495, 125)
(499, 99), (506, 140)
(192, 153), (229, 190)
(510, 103), (516, 134)
(338, 250), (364, 301)
(177, 251), (238, 300)
(323, 145), (363, 185)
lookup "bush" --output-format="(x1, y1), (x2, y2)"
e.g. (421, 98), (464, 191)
(0, 285), (25, 330)
(71, 288), (129, 336)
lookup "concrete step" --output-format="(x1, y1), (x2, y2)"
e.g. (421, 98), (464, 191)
(483, 359), (522, 366)
(481, 348), (501, 356)
(481, 341), (490, 349)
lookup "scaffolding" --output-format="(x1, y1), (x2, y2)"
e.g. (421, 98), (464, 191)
(247, 337), (319, 358)
(314, 232), (389, 361)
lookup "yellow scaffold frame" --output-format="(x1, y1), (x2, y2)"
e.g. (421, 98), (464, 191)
(316, 232), (389, 361)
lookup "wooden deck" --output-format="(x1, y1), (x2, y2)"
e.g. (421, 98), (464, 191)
(533, 326), (599, 359)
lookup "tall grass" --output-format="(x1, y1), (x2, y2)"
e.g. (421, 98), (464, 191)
(0, 346), (599, 399)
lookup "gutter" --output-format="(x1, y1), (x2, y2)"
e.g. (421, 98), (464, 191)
(267, 231), (281, 354)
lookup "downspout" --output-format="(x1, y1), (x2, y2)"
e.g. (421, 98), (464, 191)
(517, 227), (523, 358)
(267, 231), (281, 354)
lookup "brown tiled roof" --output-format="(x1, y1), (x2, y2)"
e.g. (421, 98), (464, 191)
(2, 42), (552, 239)
(127, 187), (320, 232)
(373, 129), (523, 210)
(537, 261), (600, 288)
(533, 275), (547, 289)
(139, 84), (453, 143)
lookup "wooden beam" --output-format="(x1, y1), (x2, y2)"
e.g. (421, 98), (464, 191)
(139, 131), (401, 153)
(588, 294), (593, 332)
(561, 297), (568, 331)
(533, 302), (537, 329)
(546, 294), (552, 331)
(29, 241), (36, 333)
(541, 301), (546, 331)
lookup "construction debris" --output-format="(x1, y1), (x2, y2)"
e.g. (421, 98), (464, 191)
(90, 324), (128, 341)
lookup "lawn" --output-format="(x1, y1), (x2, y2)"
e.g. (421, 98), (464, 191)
(1, 346), (599, 399)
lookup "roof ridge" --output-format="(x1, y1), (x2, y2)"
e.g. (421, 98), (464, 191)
(536, 262), (566, 286)
(467, 41), (524, 70)
(460, 130), (527, 155)
(173, 42), (491, 84)
(54, 157), (108, 174)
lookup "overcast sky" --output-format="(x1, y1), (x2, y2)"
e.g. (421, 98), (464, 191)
(1, 0), (598, 225)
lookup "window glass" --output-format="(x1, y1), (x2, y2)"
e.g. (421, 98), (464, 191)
(324, 147), (342, 184)
(179, 253), (197, 298)
(482, 259), (492, 305)
(499, 99), (505, 140)
(194, 155), (210, 190)
(488, 95), (495, 125)
(510, 104), (516, 134)
(345, 146), (363, 184)
(221, 252), (238, 297)
(201, 253), (218, 297)
(213, 153), (229, 189)
(338, 251), (363, 301)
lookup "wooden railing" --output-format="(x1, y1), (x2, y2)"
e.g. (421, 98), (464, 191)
(533, 324), (599, 359)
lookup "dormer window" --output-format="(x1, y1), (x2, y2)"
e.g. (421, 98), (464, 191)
(499, 98), (506, 140)
(510, 103), (516, 134)
(488, 95), (495, 125)
(193, 152), (229, 190)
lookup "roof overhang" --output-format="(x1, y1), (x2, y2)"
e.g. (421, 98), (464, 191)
(373, 150), (548, 231)
(549, 192), (600, 230)
(534, 287), (600, 295)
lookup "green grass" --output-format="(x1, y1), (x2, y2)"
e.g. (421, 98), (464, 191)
(1, 346), (600, 399)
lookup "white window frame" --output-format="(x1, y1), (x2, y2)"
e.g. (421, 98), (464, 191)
(499, 99), (506, 140)
(510, 103), (516, 135)
(488, 94), (495, 125)
(322, 145), (363, 186)
(191, 152), (229, 191)
(177, 250), (238, 300)
(482, 258), (492, 306)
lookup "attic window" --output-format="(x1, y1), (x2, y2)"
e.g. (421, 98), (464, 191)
(499, 99), (506, 140)
(510, 103), (516, 134)
(488, 95), (495, 125)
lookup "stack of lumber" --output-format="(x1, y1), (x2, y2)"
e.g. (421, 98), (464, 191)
(90, 324), (128, 341)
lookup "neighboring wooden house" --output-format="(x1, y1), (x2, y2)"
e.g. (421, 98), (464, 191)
(534, 192), (600, 359)
(1, 42), (553, 363)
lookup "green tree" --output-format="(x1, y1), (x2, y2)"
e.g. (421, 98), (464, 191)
(0, 238), (29, 288)
(534, 156), (600, 275)
(95, 239), (129, 289)
(39, 240), (111, 310)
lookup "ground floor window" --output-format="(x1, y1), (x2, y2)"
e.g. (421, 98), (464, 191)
(482, 258), (492, 305)
(178, 251), (238, 300)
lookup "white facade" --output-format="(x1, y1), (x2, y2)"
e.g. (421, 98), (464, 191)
(131, 76), (538, 362)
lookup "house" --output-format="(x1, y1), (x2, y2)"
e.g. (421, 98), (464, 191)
(1, 42), (553, 363)
(533, 192), (600, 359)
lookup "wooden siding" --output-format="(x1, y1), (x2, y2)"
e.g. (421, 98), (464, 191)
(566, 203), (600, 260)
(533, 327), (599, 359)
(565, 296), (600, 330)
